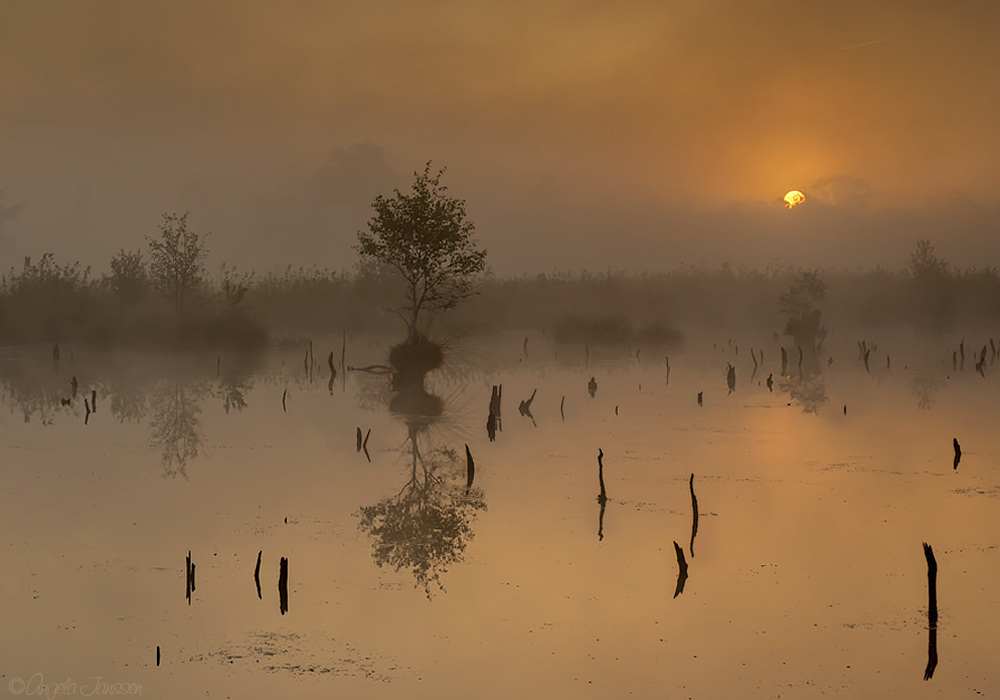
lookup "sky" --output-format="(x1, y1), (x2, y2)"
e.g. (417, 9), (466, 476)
(1, 0), (999, 275)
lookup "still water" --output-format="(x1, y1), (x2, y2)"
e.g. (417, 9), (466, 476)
(1, 333), (998, 698)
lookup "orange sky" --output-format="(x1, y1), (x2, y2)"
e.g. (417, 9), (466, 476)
(1, 0), (999, 272)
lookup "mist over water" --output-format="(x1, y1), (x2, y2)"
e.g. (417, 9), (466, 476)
(4, 2), (1000, 697)
(1, 331), (998, 697)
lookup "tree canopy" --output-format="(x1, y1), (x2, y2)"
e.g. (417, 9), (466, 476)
(147, 212), (208, 317)
(356, 163), (486, 341)
(779, 270), (827, 352)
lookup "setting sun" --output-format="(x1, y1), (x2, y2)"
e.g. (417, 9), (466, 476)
(783, 190), (806, 209)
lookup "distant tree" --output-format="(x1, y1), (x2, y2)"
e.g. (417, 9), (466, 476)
(355, 163), (487, 342)
(147, 212), (208, 317)
(779, 270), (827, 353)
(109, 249), (148, 304)
(219, 264), (251, 307)
(907, 239), (954, 329)
(909, 239), (949, 279)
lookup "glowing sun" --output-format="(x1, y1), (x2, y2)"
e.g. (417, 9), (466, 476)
(783, 190), (806, 209)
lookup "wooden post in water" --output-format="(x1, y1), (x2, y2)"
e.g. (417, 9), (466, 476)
(923, 542), (938, 680)
(689, 474), (699, 558)
(185, 551), (193, 605)
(465, 444), (475, 490)
(254, 550), (262, 600)
(278, 557), (289, 615)
(597, 448), (607, 503)
(672, 541), (688, 598)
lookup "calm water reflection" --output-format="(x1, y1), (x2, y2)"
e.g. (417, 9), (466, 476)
(1, 333), (998, 698)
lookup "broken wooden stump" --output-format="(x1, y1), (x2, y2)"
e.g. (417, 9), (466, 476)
(588, 376), (597, 398)
(923, 542), (938, 680)
(689, 474), (699, 558)
(597, 448), (607, 503)
(486, 412), (497, 442)
(518, 389), (537, 425)
(597, 495), (606, 542)
(254, 550), (262, 600)
(185, 551), (195, 605)
(278, 557), (289, 615)
(672, 541), (688, 598)
(465, 444), (475, 490)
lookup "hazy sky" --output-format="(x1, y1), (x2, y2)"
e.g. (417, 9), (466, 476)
(2, 0), (999, 275)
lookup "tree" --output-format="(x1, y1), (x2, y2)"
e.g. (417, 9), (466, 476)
(356, 163), (487, 342)
(147, 212), (208, 317)
(779, 270), (827, 353)
(907, 239), (954, 329)
(109, 249), (148, 304)
(909, 239), (949, 280)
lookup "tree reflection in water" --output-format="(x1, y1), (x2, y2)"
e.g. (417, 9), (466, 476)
(779, 346), (828, 414)
(148, 381), (208, 479)
(911, 374), (946, 411)
(358, 420), (486, 598)
(109, 381), (148, 424)
(357, 335), (487, 598)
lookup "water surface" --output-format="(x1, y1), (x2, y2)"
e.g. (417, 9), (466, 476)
(1, 333), (997, 698)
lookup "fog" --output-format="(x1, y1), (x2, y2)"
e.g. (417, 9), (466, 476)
(3, 0), (1000, 276)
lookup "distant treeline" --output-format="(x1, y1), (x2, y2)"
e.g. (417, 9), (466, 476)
(0, 239), (995, 348)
